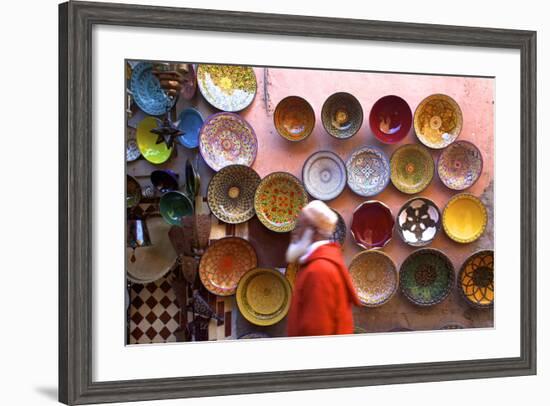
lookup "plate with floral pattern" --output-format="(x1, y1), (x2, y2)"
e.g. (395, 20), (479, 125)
(390, 144), (434, 194)
(396, 197), (441, 247)
(437, 140), (483, 190)
(458, 250), (494, 308)
(346, 146), (390, 197)
(414, 94), (463, 149)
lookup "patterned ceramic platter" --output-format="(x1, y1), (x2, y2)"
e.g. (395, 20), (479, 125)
(285, 262), (299, 289)
(236, 268), (292, 326)
(346, 146), (390, 197)
(399, 248), (455, 306)
(302, 151), (347, 201)
(126, 175), (142, 208)
(414, 94), (463, 149)
(130, 62), (176, 116)
(321, 92), (363, 139)
(199, 112), (258, 172)
(396, 197), (441, 247)
(329, 209), (347, 245)
(369, 95), (412, 144)
(207, 164), (261, 224)
(349, 251), (398, 307)
(437, 140), (483, 190)
(458, 250), (494, 308)
(176, 107), (204, 149)
(159, 191), (194, 226)
(274, 96), (315, 141)
(199, 237), (258, 296)
(136, 116), (173, 164)
(126, 128), (141, 162)
(351, 201), (394, 249)
(442, 193), (487, 243)
(390, 144), (434, 194)
(197, 64), (257, 112)
(254, 172), (308, 233)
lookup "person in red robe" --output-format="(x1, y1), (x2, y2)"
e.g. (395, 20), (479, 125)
(286, 200), (361, 337)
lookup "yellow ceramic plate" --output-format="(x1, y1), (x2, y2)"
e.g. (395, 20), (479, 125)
(443, 193), (487, 243)
(414, 94), (463, 149)
(458, 250), (494, 308)
(136, 116), (173, 164)
(237, 268), (292, 326)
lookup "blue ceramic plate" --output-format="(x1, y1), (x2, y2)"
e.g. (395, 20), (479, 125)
(177, 108), (204, 149)
(130, 62), (176, 116)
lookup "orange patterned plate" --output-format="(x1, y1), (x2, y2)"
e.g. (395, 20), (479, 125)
(458, 250), (494, 308)
(199, 237), (258, 296)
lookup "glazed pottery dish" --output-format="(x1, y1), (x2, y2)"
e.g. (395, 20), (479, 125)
(458, 250), (494, 308)
(437, 140), (483, 190)
(130, 62), (176, 116)
(351, 200), (394, 249)
(197, 64), (257, 112)
(274, 96), (315, 141)
(254, 172), (308, 233)
(150, 170), (179, 193)
(126, 175), (142, 208)
(321, 92), (363, 139)
(349, 250), (398, 307)
(330, 209), (347, 245)
(396, 197), (441, 247)
(399, 248), (455, 306)
(390, 144), (434, 194)
(442, 193), (487, 243)
(285, 262), (299, 289)
(207, 164), (261, 224)
(176, 107), (204, 149)
(414, 94), (463, 149)
(236, 268), (292, 326)
(199, 112), (258, 171)
(159, 191), (194, 226)
(369, 95), (412, 144)
(199, 237), (258, 296)
(302, 151), (347, 201)
(136, 116), (173, 164)
(346, 146), (390, 197)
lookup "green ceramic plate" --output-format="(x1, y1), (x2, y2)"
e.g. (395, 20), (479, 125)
(390, 144), (434, 194)
(159, 191), (194, 226)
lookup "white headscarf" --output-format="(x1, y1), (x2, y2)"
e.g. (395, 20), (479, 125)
(301, 200), (338, 238)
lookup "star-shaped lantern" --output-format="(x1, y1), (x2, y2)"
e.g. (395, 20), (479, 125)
(150, 113), (184, 149)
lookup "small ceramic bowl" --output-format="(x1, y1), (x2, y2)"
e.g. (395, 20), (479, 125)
(414, 94), (463, 149)
(458, 249), (494, 308)
(159, 191), (194, 226)
(390, 144), (434, 194)
(302, 151), (347, 201)
(176, 107), (204, 149)
(369, 95), (412, 144)
(437, 140), (483, 190)
(346, 146), (390, 197)
(442, 193), (487, 243)
(321, 92), (363, 139)
(396, 197), (441, 247)
(126, 175), (142, 208)
(274, 96), (315, 141)
(351, 200), (394, 249)
(150, 170), (179, 193)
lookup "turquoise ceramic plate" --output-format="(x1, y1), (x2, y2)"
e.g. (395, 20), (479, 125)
(159, 191), (194, 225)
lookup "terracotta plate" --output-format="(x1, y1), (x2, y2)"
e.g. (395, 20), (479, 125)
(390, 144), (434, 194)
(396, 197), (441, 247)
(369, 95), (412, 144)
(442, 193), (487, 243)
(274, 96), (315, 141)
(414, 94), (463, 149)
(321, 92), (363, 139)
(302, 151), (347, 201)
(136, 116), (173, 165)
(346, 146), (390, 197)
(458, 250), (494, 308)
(351, 200), (394, 249)
(437, 140), (483, 190)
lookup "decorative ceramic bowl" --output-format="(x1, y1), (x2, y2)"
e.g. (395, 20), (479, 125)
(150, 170), (179, 193)
(130, 62), (175, 116)
(207, 164), (261, 224)
(285, 262), (299, 289)
(349, 250), (398, 307)
(329, 209), (347, 245)
(390, 144), (434, 194)
(254, 172), (308, 233)
(346, 146), (390, 197)
(414, 94), (463, 149)
(236, 268), (292, 326)
(176, 107), (204, 149)
(199, 112), (258, 171)
(442, 193), (487, 243)
(126, 175), (142, 208)
(136, 116), (173, 164)
(437, 140), (483, 190)
(399, 248), (455, 306)
(396, 197), (441, 247)
(159, 191), (194, 226)
(274, 96), (315, 141)
(321, 92), (363, 139)
(199, 237), (258, 296)
(197, 64), (257, 112)
(302, 151), (347, 201)
(458, 250), (494, 308)
(369, 95), (412, 144)
(351, 200), (394, 249)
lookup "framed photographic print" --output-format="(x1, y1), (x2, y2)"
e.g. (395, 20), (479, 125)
(59, 1), (537, 404)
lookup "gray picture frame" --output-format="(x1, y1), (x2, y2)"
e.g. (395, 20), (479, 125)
(59, 1), (537, 404)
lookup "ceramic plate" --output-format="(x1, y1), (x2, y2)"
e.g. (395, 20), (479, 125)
(197, 64), (257, 112)
(207, 164), (261, 224)
(199, 112), (258, 171)
(302, 151), (347, 201)
(399, 248), (455, 306)
(442, 193), (487, 243)
(329, 209), (347, 246)
(126, 175), (142, 208)
(346, 146), (390, 197)
(136, 116), (173, 164)
(321, 92), (363, 139)
(254, 172), (308, 233)
(349, 250), (398, 307)
(159, 191), (194, 226)
(369, 95), (412, 144)
(236, 268), (292, 326)
(351, 200), (394, 249)
(274, 96), (315, 141)
(390, 144), (434, 194)
(176, 107), (204, 149)
(130, 62), (175, 116)
(414, 94), (463, 149)
(437, 140), (483, 190)
(396, 197), (441, 247)
(199, 237), (258, 296)
(126, 128), (141, 162)
(458, 250), (494, 308)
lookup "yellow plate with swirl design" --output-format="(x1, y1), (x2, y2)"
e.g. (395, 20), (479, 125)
(442, 193), (487, 243)
(414, 94), (463, 149)
(236, 268), (292, 326)
(390, 144), (434, 194)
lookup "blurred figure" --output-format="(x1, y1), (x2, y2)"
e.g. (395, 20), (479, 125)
(286, 200), (360, 337)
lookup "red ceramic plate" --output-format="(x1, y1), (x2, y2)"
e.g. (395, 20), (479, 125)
(351, 200), (394, 249)
(369, 95), (412, 144)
